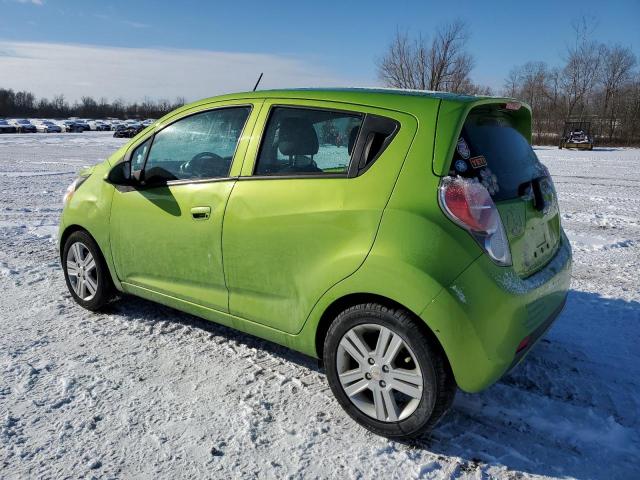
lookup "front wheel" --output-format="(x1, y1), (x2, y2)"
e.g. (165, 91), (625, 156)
(62, 231), (114, 311)
(323, 303), (456, 438)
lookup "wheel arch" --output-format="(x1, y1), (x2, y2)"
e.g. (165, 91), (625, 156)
(59, 224), (122, 291)
(314, 293), (453, 381)
(59, 224), (88, 259)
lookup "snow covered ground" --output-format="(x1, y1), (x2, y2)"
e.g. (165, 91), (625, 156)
(1, 133), (639, 479)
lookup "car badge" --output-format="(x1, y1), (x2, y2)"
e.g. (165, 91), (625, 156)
(469, 155), (487, 169)
(456, 137), (470, 159)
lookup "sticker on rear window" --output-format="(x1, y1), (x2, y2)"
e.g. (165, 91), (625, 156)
(456, 137), (470, 159)
(480, 167), (499, 195)
(469, 155), (487, 169)
(454, 159), (468, 173)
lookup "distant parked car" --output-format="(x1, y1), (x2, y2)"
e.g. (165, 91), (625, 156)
(559, 121), (594, 150)
(74, 120), (91, 132)
(0, 119), (18, 134)
(10, 119), (37, 133)
(88, 120), (111, 131)
(35, 120), (63, 133)
(58, 120), (85, 133)
(142, 118), (156, 127)
(113, 123), (145, 138)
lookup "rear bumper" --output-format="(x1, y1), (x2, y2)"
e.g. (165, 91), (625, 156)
(563, 142), (593, 149)
(506, 293), (566, 372)
(420, 232), (572, 392)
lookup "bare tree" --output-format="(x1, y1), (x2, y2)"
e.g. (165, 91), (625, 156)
(377, 20), (478, 94)
(377, 30), (419, 89)
(561, 17), (605, 118)
(600, 44), (637, 140)
(429, 20), (474, 92)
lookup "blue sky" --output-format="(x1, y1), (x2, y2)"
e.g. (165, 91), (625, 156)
(0, 0), (638, 101)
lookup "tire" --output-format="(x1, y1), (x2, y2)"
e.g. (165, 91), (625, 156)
(323, 303), (456, 439)
(62, 230), (114, 311)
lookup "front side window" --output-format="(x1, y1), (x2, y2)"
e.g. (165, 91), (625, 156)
(144, 107), (250, 182)
(254, 107), (363, 176)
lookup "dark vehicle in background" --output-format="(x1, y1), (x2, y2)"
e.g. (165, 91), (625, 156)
(59, 120), (86, 133)
(10, 119), (37, 133)
(74, 120), (91, 132)
(0, 119), (18, 134)
(559, 121), (594, 150)
(113, 123), (145, 138)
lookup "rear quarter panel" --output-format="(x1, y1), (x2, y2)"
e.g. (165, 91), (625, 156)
(295, 98), (482, 355)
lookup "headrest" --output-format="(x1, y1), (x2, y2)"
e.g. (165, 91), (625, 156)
(278, 117), (319, 156)
(348, 126), (360, 155)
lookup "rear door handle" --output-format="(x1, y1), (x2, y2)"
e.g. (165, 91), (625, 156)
(190, 206), (211, 220)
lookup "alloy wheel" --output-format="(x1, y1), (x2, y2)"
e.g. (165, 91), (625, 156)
(66, 242), (98, 301)
(336, 323), (423, 422)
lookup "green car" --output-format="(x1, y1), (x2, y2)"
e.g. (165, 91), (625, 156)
(59, 89), (571, 438)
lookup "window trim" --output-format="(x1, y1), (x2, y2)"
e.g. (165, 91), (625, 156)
(351, 113), (400, 177)
(126, 104), (254, 187)
(252, 104), (365, 179)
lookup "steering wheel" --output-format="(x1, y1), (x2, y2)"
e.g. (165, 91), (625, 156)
(180, 151), (224, 178)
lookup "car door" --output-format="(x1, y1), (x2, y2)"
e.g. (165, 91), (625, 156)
(222, 100), (417, 334)
(109, 102), (260, 311)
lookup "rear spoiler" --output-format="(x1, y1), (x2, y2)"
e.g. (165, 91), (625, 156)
(432, 98), (532, 176)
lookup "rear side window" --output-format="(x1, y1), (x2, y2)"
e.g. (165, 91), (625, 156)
(450, 111), (543, 201)
(254, 107), (363, 176)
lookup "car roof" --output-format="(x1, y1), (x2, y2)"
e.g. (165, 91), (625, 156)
(175, 87), (515, 114)
(207, 87), (492, 101)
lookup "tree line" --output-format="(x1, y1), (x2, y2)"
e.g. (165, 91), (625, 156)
(0, 90), (185, 120)
(378, 18), (639, 146)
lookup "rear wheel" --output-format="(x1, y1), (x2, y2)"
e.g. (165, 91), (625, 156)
(323, 303), (456, 438)
(62, 231), (114, 311)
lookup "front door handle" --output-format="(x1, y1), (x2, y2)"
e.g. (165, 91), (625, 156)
(190, 206), (211, 220)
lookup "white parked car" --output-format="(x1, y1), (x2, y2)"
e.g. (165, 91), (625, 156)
(87, 120), (111, 131)
(35, 120), (62, 133)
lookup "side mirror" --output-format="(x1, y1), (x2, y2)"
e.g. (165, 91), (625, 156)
(107, 161), (136, 186)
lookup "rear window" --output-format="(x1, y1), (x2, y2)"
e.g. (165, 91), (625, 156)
(450, 111), (543, 201)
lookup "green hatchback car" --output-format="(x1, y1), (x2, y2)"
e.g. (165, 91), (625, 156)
(59, 88), (571, 438)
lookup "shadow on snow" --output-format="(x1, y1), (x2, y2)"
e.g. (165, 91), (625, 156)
(105, 289), (640, 480)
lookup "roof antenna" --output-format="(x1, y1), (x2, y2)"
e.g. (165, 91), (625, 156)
(253, 72), (264, 92)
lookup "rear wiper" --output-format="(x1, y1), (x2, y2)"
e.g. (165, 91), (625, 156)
(518, 178), (546, 211)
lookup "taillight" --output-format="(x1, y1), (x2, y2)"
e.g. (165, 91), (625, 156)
(439, 177), (512, 266)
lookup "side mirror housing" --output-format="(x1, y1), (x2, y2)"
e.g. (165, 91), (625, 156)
(107, 161), (136, 186)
